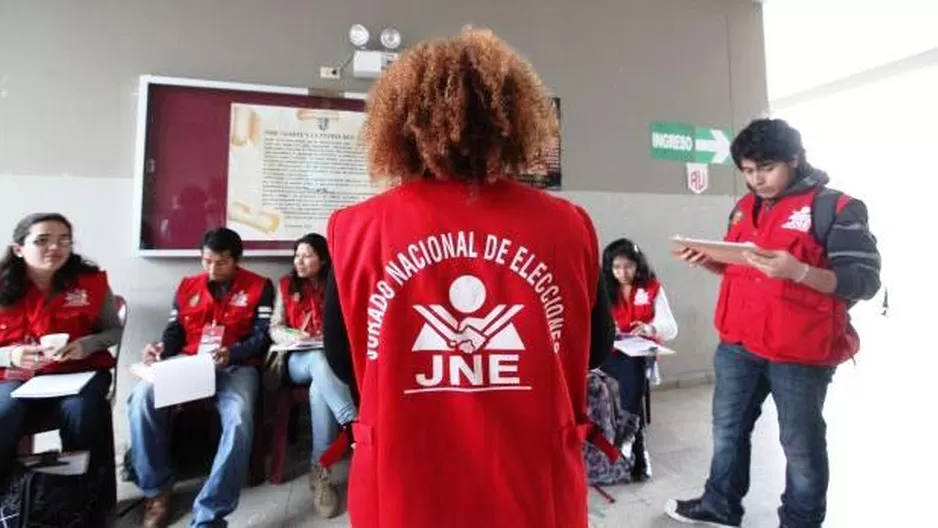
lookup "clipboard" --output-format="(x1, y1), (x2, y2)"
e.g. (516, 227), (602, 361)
(129, 354), (217, 408)
(613, 336), (677, 357)
(671, 236), (760, 265)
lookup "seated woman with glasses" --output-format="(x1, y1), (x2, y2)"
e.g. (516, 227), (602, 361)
(0, 213), (123, 479)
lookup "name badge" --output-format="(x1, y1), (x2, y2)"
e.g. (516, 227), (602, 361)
(197, 324), (225, 355)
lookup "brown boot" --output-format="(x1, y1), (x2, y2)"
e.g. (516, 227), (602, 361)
(142, 489), (172, 528)
(309, 464), (340, 518)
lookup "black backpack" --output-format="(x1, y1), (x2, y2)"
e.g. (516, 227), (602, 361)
(810, 188), (848, 246)
(583, 370), (641, 486)
(0, 457), (108, 528)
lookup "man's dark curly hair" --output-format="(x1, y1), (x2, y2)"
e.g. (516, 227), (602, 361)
(360, 27), (560, 183)
(731, 118), (808, 174)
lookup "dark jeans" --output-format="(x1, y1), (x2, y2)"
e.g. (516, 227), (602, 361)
(0, 370), (113, 476)
(600, 352), (648, 417)
(701, 343), (835, 528)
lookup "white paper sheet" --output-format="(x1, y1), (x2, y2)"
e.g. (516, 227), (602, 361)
(613, 336), (676, 357)
(11, 372), (96, 399)
(269, 339), (324, 353)
(131, 354), (217, 408)
(20, 451), (90, 476)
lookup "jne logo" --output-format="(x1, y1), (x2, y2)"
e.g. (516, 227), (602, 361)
(63, 289), (90, 308)
(782, 206), (812, 233)
(230, 290), (249, 307)
(406, 275), (529, 395)
(634, 288), (650, 306)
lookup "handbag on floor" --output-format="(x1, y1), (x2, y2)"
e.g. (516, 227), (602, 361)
(0, 452), (107, 528)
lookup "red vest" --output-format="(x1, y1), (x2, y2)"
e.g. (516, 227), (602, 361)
(0, 270), (115, 380)
(277, 275), (324, 337)
(328, 178), (599, 528)
(612, 278), (660, 334)
(175, 268), (268, 356)
(715, 191), (856, 365)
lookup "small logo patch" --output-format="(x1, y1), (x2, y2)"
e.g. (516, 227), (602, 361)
(782, 206), (812, 233)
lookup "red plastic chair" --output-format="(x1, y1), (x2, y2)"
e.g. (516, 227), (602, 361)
(267, 385), (310, 484)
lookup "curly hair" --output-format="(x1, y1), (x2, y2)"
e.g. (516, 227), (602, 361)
(361, 27), (559, 183)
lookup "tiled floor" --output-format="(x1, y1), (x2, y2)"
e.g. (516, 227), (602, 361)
(113, 313), (933, 527)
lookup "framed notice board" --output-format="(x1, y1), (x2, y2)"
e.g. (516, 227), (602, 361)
(516, 97), (562, 190)
(132, 75), (369, 257)
(132, 76), (562, 257)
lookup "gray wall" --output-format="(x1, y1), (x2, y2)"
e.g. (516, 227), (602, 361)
(0, 0), (767, 447)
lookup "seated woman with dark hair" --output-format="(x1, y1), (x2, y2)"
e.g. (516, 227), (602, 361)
(0, 213), (122, 478)
(601, 237), (678, 481)
(266, 233), (357, 519)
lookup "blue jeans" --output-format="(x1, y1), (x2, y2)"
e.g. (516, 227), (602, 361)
(127, 365), (258, 527)
(702, 343), (835, 528)
(287, 350), (357, 462)
(0, 370), (112, 473)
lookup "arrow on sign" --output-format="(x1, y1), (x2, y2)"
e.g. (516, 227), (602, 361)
(695, 128), (732, 165)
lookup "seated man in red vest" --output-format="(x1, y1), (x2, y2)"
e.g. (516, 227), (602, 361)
(667, 119), (881, 528)
(127, 227), (274, 528)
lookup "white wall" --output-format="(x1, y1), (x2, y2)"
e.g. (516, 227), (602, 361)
(763, 0), (938, 100)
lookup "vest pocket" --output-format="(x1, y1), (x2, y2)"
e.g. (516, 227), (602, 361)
(716, 272), (753, 339)
(51, 309), (94, 338)
(768, 284), (834, 361)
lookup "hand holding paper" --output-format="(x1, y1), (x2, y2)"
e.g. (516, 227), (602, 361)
(743, 249), (806, 280)
(142, 342), (164, 366)
(213, 346), (231, 369)
(672, 244), (713, 265)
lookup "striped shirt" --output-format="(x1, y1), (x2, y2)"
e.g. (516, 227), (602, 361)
(741, 167), (882, 303)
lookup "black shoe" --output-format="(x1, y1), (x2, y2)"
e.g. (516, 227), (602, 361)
(630, 427), (652, 481)
(664, 498), (739, 527)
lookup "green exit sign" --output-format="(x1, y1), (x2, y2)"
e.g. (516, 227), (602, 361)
(650, 121), (733, 165)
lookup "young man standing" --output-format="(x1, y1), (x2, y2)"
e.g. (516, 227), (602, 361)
(128, 228), (274, 528)
(667, 119), (881, 528)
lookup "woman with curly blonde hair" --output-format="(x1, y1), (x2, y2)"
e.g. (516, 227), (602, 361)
(323, 28), (614, 528)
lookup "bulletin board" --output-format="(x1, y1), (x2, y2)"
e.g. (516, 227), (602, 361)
(132, 76), (562, 257)
(516, 97), (562, 190)
(132, 75), (368, 257)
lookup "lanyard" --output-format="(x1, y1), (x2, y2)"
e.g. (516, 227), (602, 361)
(297, 285), (323, 334)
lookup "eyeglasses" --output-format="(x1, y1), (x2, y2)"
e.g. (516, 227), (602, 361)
(27, 237), (73, 249)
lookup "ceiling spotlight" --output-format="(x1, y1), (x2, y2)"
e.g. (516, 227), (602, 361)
(380, 27), (402, 50)
(349, 24), (370, 48)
